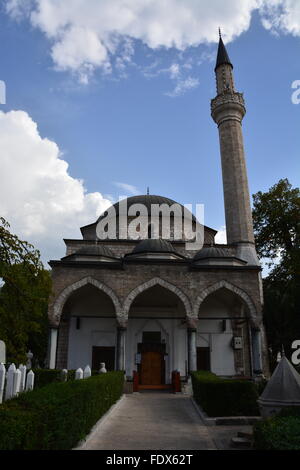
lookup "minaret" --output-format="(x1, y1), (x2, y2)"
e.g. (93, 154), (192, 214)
(211, 32), (258, 264)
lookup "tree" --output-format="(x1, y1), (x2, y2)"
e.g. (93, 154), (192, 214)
(0, 217), (52, 364)
(252, 179), (300, 369)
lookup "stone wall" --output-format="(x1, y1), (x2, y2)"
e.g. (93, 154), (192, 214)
(49, 263), (262, 325)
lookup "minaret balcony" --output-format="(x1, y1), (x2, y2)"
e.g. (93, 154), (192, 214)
(211, 91), (246, 125)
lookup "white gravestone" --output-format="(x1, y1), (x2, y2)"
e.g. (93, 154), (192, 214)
(19, 364), (27, 392)
(0, 341), (6, 364)
(0, 364), (5, 404)
(25, 370), (35, 391)
(99, 363), (107, 374)
(83, 365), (91, 379)
(61, 369), (68, 382)
(75, 368), (83, 380)
(5, 363), (16, 400)
(26, 351), (33, 370)
(13, 369), (21, 397)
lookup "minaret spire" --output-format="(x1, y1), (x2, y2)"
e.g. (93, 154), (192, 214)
(211, 31), (258, 264)
(215, 33), (233, 72)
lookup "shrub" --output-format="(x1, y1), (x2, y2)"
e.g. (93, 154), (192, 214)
(253, 416), (300, 450)
(33, 368), (99, 388)
(278, 406), (300, 418)
(191, 371), (259, 417)
(33, 369), (63, 388)
(0, 371), (124, 450)
(256, 378), (268, 396)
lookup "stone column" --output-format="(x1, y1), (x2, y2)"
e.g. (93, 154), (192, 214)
(252, 328), (263, 375)
(116, 318), (127, 371)
(48, 328), (58, 370)
(187, 317), (197, 374)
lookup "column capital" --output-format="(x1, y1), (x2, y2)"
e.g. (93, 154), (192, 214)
(186, 316), (198, 330)
(116, 316), (128, 329)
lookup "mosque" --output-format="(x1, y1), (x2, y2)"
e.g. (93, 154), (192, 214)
(47, 35), (268, 386)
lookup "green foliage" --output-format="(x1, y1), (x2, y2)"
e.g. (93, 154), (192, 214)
(33, 369), (64, 388)
(33, 369), (99, 388)
(278, 406), (300, 418)
(252, 179), (300, 369)
(252, 178), (300, 263)
(0, 371), (124, 450)
(253, 416), (300, 450)
(0, 217), (52, 364)
(191, 371), (259, 417)
(256, 378), (268, 396)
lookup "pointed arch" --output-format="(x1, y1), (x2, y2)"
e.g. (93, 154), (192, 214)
(194, 280), (257, 320)
(53, 276), (122, 323)
(123, 277), (192, 316)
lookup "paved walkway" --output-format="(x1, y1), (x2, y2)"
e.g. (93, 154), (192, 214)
(79, 392), (225, 450)
(78, 392), (253, 450)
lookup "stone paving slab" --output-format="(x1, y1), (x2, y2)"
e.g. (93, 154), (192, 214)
(210, 425), (253, 450)
(79, 392), (218, 450)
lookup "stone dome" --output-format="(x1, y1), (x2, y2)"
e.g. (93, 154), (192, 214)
(132, 238), (175, 255)
(98, 194), (196, 221)
(74, 245), (116, 258)
(193, 246), (229, 261)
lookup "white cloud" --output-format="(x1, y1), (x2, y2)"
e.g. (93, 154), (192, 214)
(215, 226), (227, 244)
(259, 0), (300, 36)
(165, 76), (199, 97)
(6, 0), (261, 83)
(113, 182), (140, 195)
(142, 62), (199, 96)
(7, 1), (300, 84)
(0, 110), (112, 265)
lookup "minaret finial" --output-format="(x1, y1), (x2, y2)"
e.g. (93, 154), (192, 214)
(215, 31), (233, 71)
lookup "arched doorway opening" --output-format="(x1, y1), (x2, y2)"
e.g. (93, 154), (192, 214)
(197, 287), (252, 377)
(57, 283), (117, 370)
(127, 284), (188, 386)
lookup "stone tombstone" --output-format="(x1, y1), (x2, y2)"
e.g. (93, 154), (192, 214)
(83, 365), (91, 379)
(19, 364), (27, 392)
(99, 363), (107, 374)
(0, 341), (6, 364)
(0, 363), (5, 404)
(26, 350), (33, 370)
(61, 369), (68, 382)
(25, 370), (35, 391)
(5, 363), (16, 400)
(13, 369), (21, 397)
(75, 368), (83, 380)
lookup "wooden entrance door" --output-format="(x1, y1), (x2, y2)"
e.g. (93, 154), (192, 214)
(140, 351), (162, 385)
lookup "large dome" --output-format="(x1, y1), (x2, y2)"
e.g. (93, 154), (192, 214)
(80, 194), (217, 243)
(97, 194), (196, 221)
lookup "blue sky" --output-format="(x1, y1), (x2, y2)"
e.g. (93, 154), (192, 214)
(0, 1), (299, 265)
